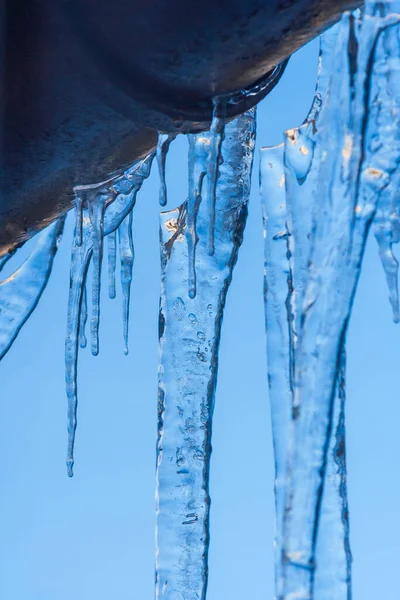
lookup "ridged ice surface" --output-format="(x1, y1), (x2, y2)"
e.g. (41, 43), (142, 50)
(261, 4), (400, 599)
(0, 219), (64, 360)
(155, 110), (256, 600)
(65, 155), (154, 476)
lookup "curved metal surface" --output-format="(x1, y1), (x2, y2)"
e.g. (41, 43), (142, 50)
(1, 0), (361, 256)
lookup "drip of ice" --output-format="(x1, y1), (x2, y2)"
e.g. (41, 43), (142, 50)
(65, 154), (154, 476)
(260, 6), (400, 598)
(206, 98), (226, 256)
(0, 219), (64, 360)
(157, 133), (177, 206)
(155, 109), (256, 600)
(107, 230), (117, 300)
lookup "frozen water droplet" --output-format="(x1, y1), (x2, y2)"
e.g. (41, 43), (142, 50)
(188, 312), (197, 325)
(197, 331), (206, 341)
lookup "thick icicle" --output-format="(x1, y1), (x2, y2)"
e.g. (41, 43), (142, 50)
(107, 230), (117, 300)
(118, 212), (134, 355)
(372, 16), (400, 322)
(261, 123), (352, 600)
(260, 144), (292, 594)
(0, 219), (64, 360)
(285, 123), (352, 600)
(156, 110), (256, 600)
(65, 154), (154, 476)
(157, 133), (177, 206)
(206, 97), (226, 256)
(276, 8), (400, 598)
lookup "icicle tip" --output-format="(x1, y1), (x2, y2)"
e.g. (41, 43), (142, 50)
(66, 457), (74, 478)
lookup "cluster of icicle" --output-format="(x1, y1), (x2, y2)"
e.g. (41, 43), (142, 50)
(0, 2), (400, 599)
(261, 4), (400, 599)
(65, 155), (154, 476)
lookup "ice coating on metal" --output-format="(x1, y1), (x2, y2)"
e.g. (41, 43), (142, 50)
(0, 219), (64, 361)
(65, 155), (154, 476)
(156, 110), (256, 600)
(260, 6), (400, 598)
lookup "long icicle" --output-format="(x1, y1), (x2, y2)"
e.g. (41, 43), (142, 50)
(65, 153), (154, 476)
(260, 143), (292, 596)
(285, 123), (352, 600)
(280, 7), (400, 598)
(155, 109), (256, 600)
(0, 219), (64, 360)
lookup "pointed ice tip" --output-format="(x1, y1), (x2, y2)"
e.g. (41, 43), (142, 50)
(124, 346), (129, 356)
(66, 458), (74, 478)
(393, 312), (400, 324)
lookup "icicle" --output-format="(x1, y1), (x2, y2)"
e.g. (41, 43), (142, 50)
(207, 97), (226, 256)
(0, 219), (64, 361)
(65, 153), (154, 477)
(272, 8), (400, 599)
(260, 143), (292, 595)
(107, 230), (117, 300)
(157, 133), (177, 206)
(79, 284), (88, 349)
(261, 122), (352, 600)
(285, 122), (352, 600)
(65, 209), (93, 478)
(186, 134), (208, 298)
(118, 212), (134, 355)
(156, 110), (256, 600)
(371, 16), (400, 323)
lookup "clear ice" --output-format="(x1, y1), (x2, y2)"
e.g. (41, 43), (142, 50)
(261, 4), (400, 598)
(0, 219), (64, 360)
(155, 109), (256, 600)
(65, 154), (154, 476)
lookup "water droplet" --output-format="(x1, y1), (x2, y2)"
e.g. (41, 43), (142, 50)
(207, 303), (213, 316)
(197, 331), (206, 341)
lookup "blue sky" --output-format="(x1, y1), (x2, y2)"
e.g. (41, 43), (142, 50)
(0, 39), (399, 599)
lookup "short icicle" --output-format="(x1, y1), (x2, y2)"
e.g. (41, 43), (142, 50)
(118, 212), (134, 355)
(155, 109), (256, 600)
(0, 219), (64, 361)
(186, 134), (208, 299)
(157, 133), (177, 206)
(207, 97), (226, 256)
(107, 230), (117, 300)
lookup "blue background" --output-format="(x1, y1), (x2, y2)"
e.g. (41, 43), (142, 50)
(1, 39), (399, 599)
